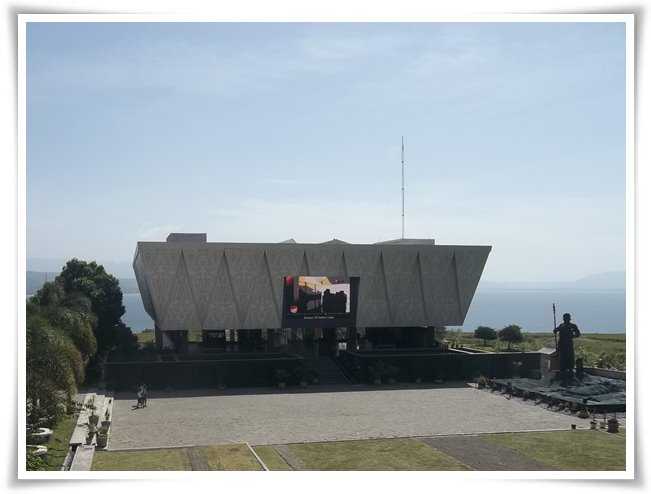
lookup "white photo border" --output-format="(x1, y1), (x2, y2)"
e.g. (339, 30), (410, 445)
(16, 12), (635, 481)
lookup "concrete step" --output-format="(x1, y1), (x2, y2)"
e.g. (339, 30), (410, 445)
(69, 445), (95, 471)
(70, 394), (96, 446)
(316, 357), (349, 385)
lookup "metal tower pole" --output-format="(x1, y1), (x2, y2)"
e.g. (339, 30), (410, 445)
(401, 136), (405, 239)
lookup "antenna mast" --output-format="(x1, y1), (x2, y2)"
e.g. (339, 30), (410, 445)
(401, 136), (405, 239)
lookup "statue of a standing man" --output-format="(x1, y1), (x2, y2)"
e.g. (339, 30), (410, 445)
(554, 312), (581, 382)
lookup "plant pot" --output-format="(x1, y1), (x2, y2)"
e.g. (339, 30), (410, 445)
(590, 420), (597, 430)
(101, 420), (111, 429)
(88, 415), (99, 426)
(28, 427), (52, 444)
(96, 434), (108, 449)
(607, 418), (619, 433)
(27, 445), (48, 457)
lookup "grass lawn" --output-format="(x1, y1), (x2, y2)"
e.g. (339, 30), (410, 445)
(136, 329), (154, 345)
(452, 332), (625, 370)
(287, 438), (470, 471)
(88, 432), (626, 471)
(92, 444), (262, 471)
(39, 412), (77, 471)
(136, 329), (202, 346)
(253, 446), (292, 470)
(92, 448), (192, 471)
(197, 444), (262, 470)
(484, 430), (626, 470)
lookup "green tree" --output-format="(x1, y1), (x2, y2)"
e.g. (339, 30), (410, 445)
(498, 324), (524, 350)
(474, 326), (497, 346)
(32, 282), (97, 361)
(26, 302), (84, 426)
(55, 259), (135, 355)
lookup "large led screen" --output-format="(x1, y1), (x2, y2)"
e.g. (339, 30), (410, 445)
(282, 275), (359, 328)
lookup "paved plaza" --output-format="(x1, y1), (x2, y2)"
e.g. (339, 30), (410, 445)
(109, 385), (588, 450)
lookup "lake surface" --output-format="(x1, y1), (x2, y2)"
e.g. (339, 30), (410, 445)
(122, 289), (626, 333)
(451, 289), (625, 332)
(123, 293), (154, 331)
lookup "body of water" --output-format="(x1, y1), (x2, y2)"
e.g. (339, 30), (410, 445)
(454, 289), (625, 333)
(123, 293), (154, 331)
(122, 289), (626, 333)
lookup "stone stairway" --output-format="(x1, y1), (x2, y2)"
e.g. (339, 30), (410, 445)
(316, 356), (350, 385)
(68, 391), (114, 470)
(70, 392), (114, 446)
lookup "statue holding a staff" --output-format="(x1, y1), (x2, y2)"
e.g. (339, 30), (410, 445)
(553, 311), (582, 383)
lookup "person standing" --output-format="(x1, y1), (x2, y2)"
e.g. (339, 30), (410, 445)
(136, 385), (144, 408)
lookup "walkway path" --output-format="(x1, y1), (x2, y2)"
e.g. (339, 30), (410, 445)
(272, 444), (303, 470)
(109, 385), (588, 449)
(185, 447), (210, 471)
(419, 435), (549, 470)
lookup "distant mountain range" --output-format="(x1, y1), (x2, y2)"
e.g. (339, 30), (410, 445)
(479, 271), (625, 292)
(27, 258), (134, 278)
(26, 271), (139, 296)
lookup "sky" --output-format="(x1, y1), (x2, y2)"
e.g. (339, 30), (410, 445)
(26, 22), (626, 282)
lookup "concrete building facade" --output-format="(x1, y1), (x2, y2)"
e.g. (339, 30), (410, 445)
(133, 234), (491, 351)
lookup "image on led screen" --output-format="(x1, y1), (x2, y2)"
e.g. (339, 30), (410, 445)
(282, 276), (358, 327)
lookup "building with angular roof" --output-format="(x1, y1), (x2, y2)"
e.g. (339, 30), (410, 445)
(133, 233), (491, 352)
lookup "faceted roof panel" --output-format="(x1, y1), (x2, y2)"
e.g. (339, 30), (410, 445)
(133, 240), (491, 331)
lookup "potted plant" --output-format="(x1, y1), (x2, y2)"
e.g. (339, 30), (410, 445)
(607, 414), (620, 433)
(85, 398), (99, 426)
(476, 375), (488, 389)
(96, 432), (108, 449)
(590, 416), (598, 430)
(293, 366), (309, 387)
(101, 407), (111, 429)
(307, 368), (319, 385)
(86, 423), (96, 445)
(96, 424), (109, 448)
(88, 413), (99, 427)
(274, 369), (290, 389)
(369, 361), (387, 385)
(386, 364), (400, 384)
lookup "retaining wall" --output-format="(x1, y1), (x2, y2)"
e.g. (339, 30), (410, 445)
(105, 353), (304, 390)
(340, 349), (543, 383)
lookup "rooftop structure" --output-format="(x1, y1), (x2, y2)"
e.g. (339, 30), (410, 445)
(133, 234), (491, 340)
